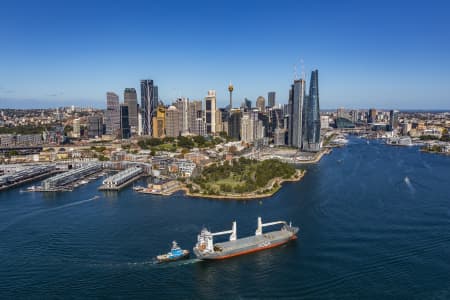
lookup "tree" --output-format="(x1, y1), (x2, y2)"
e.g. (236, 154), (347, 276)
(177, 136), (194, 149)
(193, 135), (206, 147)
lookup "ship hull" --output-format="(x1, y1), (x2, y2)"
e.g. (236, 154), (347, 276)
(194, 228), (298, 260)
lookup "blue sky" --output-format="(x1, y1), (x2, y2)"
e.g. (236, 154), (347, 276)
(0, 0), (449, 109)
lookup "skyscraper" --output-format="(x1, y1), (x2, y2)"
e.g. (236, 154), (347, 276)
(256, 96), (265, 112)
(152, 106), (166, 138)
(368, 108), (377, 124)
(289, 79), (306, 148)
(106, 92), (120, 136)
(188, 100), (203, 135)
(268, 91), (276, 107)
(302, 70), (321, 152)
(243, 98), (252, 111)
(229, 109), (241, 140)
(204, 90), (216, 134)
(88, 115), (103, 138)
(140, 80), (157, 136)
(120, 104), (130, 139)
(165, 106), (181, 137)
(124, 88), (138, 134)
(389, 110), (399, 131)
(72, 118), (80, 138)
(174, 98), (189, 134)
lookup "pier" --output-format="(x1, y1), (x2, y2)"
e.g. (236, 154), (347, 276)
(0, 165), (60, 191)
(39, 164), (103, 192)
(98, 166), (144, 191)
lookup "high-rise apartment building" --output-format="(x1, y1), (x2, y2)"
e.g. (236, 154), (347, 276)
(124, 88), (138, 134)
(140, 80), (157, 136)
(106, 92), (120, 136)
(268, 92), (276, 107)
(302, 70), (321, 152)
(204, 90), (216, 134)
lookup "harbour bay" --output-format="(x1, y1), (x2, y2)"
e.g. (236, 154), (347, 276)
(1, 137), (450, 298)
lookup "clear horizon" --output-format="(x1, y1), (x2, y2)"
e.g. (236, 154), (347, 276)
(1, 0), (449, 109)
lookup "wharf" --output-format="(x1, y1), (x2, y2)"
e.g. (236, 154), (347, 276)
(0, 170), (62, 191)
(98, 174), (144, 191)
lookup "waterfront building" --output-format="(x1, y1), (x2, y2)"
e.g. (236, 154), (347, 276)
(106, 92), (120, 136)
(152, 106), (166, 138)
(88, 116), (103, 138)
(302, 70), (321, 152)
(72, 118), (80, 138)
(165, 106), (181, 137)
(124, 88), (138, 135)
(174, 98), (189, 134)
(204, 90), (216, 134)
(268, 91), (276, 108)
(289, 79), (306, 148)
(140, 79), (157, 136)
(188, 100), (203, 135)
(389, 110), (399, 131)
(120, 105), (130, 139)
(256, 96), (265, 112)
(229, 109), (241, 140)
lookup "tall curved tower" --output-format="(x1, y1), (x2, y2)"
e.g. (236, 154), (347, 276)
(302, 70), (321, 152)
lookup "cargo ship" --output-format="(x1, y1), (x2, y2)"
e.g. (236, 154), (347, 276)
(193, 217), (298, 260)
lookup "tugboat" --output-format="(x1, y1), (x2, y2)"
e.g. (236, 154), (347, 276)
(156, 241), (190, 263)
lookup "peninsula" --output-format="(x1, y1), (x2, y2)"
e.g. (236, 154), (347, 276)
(185, 158), (305, 200)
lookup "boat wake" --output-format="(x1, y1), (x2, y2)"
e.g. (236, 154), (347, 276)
(89, 258), (202, 270)
(0, 195), (100, 233)
(404, 176), (415, 193)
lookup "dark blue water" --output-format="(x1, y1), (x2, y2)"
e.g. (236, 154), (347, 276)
(1, 138), (450, 299)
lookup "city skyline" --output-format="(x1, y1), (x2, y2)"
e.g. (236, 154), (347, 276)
(1, 0), (450, 109)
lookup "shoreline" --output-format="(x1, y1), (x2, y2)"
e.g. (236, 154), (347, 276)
(181, 169), (306, 200)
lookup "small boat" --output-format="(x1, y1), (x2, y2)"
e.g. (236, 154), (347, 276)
(27, 185), (37, 191)
(132, 185), (144, 192)
(156, 241), (190, 263)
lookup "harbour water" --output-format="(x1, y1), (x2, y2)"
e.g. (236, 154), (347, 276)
(1, 138), (450, 298)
